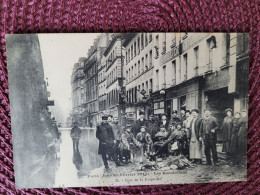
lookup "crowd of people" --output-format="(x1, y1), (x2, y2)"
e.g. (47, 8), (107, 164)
(73, 108), (247, 170)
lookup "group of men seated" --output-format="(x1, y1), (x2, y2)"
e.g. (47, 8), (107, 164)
(96, 110), (191, 169)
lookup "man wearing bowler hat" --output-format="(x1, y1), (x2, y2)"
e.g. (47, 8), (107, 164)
(96, 115), (124, 169)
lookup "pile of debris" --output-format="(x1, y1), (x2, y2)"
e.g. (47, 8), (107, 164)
(139, 155), (192, 171)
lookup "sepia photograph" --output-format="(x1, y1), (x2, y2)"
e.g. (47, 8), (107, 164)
(6, 32), (249, 188)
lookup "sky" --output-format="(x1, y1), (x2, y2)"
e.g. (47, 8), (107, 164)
(38, 33), (100, 123)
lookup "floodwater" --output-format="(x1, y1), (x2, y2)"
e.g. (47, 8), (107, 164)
(54, 127), (103, 187)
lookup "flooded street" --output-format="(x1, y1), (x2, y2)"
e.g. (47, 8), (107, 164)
(53, 127), (247, 188)
(54, 127), (103, 187)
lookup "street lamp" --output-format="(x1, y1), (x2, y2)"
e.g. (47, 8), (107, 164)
(160, 89), (166, 113)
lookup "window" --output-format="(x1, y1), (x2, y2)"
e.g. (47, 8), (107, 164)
(156, 69), (159, 90)
(131, 45), (133, 59)
(183, 54), (187, 80)
(134, 42), (136, 57)
(138, 60), (140, 76)
(155, 35), (159, 58)
(162, 33), (166, 54)
(180, 95), (186, 111)
(194, 46), (199, 76)
(141, 57), (144, 73)
(131, 66), (134, 79)
(145, 33), (148, 46)
(145, 53), (148, 70)
(126, 51), (128, 64)
(134, 63), (137, 78)
(137, 37), (140, 54)
(172, 60), (176, 85)
(149, 33), (152, 42)
(146, 81), (148, 93)
(149, 50), (153, 67)
(134, 87), (137, 102)
(128, 68), (131, 82)
(128, 48), (130, 62)
(171, 33), (176, 47)
(163, 65), (166, 88)
(141, 33), (144, 49)
(206, 36), (216, 71)
(149, 79), (153, 93)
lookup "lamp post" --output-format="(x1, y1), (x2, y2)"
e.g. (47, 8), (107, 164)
(160, 89), (166, 114)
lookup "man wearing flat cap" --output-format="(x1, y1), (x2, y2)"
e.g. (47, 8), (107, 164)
(96, 115), (124, 169)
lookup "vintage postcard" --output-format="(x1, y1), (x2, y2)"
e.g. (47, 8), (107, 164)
(6, 33), (249, 188)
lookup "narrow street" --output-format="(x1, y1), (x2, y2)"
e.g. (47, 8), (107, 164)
(53, 127), (247, 188)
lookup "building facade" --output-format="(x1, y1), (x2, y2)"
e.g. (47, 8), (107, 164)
(123, 33), (155, 119)
(71, 33), (249, 128)
(83, 34), (111, 127)
(71, 57), (86, 125)
(103, 34), (125, 123)
(152, 33), (249, 125)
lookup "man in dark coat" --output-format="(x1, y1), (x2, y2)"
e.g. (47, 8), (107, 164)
(146, 115), (159, 142)
(132, 110), (148, 137)
(199, 109), (219, 165)
(159, 113), (170, 132)
(70, 122), (81, 152)
(169, 110), (181, 127)
(96, 115), (124, 169)
(180, 108), (186, 124)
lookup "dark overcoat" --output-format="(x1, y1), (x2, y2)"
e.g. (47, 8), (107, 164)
(146, 120), (159, 140)
(132, 119), (148, 137)
(96, 122), (115, 155)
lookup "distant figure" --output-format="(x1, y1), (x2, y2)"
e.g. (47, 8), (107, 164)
(199, 109), (219, 166)
(70, 122), (81, 152)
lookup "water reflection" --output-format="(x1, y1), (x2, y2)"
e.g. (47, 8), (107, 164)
(75, 128), (103, 179)
(73, 147), (83, 171)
